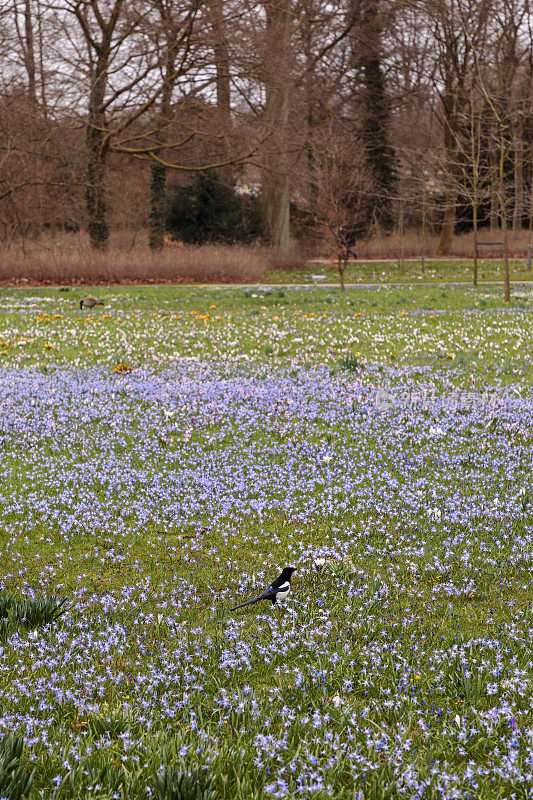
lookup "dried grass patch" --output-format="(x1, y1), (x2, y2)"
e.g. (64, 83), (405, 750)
(0, 232), (268, 285)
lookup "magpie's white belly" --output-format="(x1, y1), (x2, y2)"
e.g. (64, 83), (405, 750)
(275, 583), (290, 601)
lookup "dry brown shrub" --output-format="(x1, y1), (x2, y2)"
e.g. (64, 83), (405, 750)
(2, 227), (531, 287)
(0, 231), (268, 285)
(355, 228), (533, 260)
(264, 243), (311, 270)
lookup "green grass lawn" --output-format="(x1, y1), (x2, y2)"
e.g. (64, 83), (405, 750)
(0, 283), (531, 386)
(0, 284), (531, 799)
(262, 258), (533, 285)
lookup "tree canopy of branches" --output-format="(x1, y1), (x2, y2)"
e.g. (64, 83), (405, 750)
(1, 0), (532, 258)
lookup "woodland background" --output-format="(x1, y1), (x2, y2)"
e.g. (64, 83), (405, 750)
(1, 0), (533, 274)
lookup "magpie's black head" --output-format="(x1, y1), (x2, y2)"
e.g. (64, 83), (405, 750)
(280, 566), (296, 580)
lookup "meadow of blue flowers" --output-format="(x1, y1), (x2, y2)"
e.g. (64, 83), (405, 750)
(0, 285), (531, 799)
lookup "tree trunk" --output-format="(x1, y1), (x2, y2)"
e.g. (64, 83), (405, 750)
(304, 21), (318, 241)
(498, 136), (510, 302)
(23, 0), (38, 108)
(86, 144), (109, 250)
(436, 117), (457, 255)
(337, 254), (346, 291)
(86, 55), (110, 250)
(261, 1), (291, 251)
(262, 163), (290, 251)
(149, 29), (174, 252)
(209, 0), (232, 186)
(513, 120), (524, 230)
(436, 58), (458, 257)
(472, 202), (478, 287)
(436, 189), (455, 255)
(421, 182), (426, 272)
(490, 146), (499, 230)
(37, 6), (47, 117)
(359, 2), (396, 230)
(350, 0), (396, 232)
(397, 199), (405, 272)
(502, 210), (510, 302)
(149, 164), (167, 250)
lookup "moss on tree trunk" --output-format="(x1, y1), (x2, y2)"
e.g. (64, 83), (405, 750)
(85, 151), (109, 250)
(149, 163), (166, 251)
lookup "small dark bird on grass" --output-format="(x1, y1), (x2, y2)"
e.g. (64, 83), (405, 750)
(80, 297), (104, 310)
(229, 567), (296, 612)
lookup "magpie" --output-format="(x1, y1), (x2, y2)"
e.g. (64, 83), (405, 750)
(229, 567), (296, 612)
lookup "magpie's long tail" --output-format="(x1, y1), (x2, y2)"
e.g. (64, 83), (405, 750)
(229, 596), (263, 612)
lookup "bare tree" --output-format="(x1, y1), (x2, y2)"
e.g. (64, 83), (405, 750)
(2, 0), (532, 262)
(56, 0), (168, 249)
(433, 80), (491, 285)
(310, 126), (372, 289)
(429, 0), (491, 255)
(63, 0), (126, 248)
